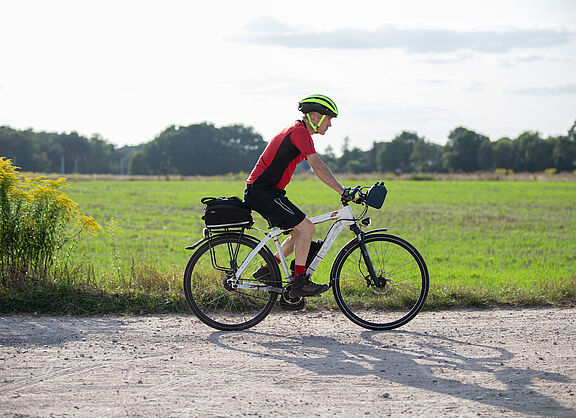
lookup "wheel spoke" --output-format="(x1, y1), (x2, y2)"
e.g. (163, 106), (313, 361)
(332, 233), (428, 330)
(183, 234), (279, 331)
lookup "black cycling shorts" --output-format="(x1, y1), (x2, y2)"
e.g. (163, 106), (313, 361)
(244, 184), (306, 229)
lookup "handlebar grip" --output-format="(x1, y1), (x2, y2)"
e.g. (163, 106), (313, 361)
(341, 186), (362, 204)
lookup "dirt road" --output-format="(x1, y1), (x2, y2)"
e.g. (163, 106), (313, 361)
(1, 308), (575, 417)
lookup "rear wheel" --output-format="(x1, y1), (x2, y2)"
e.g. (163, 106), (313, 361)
(183, 233), (280, 331)
(332, 233), (428, 330)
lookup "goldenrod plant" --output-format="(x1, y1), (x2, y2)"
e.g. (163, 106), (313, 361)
(0, 157), (102, 289)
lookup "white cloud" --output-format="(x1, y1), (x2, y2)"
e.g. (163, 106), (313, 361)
(240, 22), (574, 54)
(464, 82), (487, 93)
(509, 84), (576, 95)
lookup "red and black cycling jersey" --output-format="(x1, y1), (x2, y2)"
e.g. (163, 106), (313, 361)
(247, 120), (316, 190)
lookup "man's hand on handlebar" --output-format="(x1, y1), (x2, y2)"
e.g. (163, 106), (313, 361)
(341, 186), (362, 204)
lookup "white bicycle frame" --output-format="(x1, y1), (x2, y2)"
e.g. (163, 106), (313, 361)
(231, 204), (358, 292)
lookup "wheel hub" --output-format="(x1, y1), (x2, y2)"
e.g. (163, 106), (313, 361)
(222, 271), (236, 291)
(367, 272), (393, 295)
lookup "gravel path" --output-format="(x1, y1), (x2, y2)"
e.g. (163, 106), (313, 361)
(1, 307), (575, 417)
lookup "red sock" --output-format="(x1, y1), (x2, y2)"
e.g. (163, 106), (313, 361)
(294, 264), (306, 276)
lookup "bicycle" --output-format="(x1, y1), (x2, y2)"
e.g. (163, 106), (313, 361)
(183, 183), (429, 331)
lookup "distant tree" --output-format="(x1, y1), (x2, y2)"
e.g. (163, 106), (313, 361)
(550, 136), (576, 172)
(83, 135), (116, 173)
(37, 132), (66, 172)
(492, 137), (515, 170)
(340, 147), (368, 173)
(64, 132), (88, 166)
(365, 141), (386, 173)
(320, 144), (338, 172)
(344, 159), (366, 174)
(163, 124), (220, 175)
(443, 127), (490, 172)
(376, 131), (424, 173)
(477, 140), (494, 171)
(0, 127), (51, 171)
(336, 136), (370, 173)
(218, 124), (267, 173)
(410, 140), (443, 172)
(513, 131), (552, 172)
(128, 123), (266, 176)
(547, 123), (576, 172)
(128, 150), (150, 174)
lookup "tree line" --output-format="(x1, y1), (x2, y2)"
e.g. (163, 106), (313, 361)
(1, 120), (575, 175)
(0, 126), (137, 175)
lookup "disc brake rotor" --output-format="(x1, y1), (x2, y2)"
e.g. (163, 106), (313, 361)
(368, 271), (393, 295)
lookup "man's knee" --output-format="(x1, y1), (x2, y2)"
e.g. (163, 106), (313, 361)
(293, 217), (314, 237)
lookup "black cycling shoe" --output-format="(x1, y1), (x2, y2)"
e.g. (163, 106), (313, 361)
(252, 265), (271, 283)
(289, 274), (329, 298)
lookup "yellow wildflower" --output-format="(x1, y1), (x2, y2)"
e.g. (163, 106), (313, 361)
(79, 215), (103, 235)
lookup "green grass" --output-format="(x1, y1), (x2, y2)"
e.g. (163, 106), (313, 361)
(2, 175), (575, 314)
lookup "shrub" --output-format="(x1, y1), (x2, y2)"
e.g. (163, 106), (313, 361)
(0, 157), (102, 290)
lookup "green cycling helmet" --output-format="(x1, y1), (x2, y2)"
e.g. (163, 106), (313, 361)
(298, 94), (338, 118)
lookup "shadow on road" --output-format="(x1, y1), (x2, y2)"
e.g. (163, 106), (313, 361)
(209, 328), (574, 416)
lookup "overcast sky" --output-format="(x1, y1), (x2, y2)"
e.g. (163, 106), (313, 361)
(1, 0), (575, 153)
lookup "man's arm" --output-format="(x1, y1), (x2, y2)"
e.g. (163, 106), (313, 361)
(307, 153), (346, 195)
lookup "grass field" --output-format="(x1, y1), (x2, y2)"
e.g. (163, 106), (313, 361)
(3, 175), (576, 313)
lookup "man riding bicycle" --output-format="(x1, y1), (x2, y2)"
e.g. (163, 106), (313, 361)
(244, 94), (348, 298)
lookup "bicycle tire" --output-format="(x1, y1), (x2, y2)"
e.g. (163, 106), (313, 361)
(331, 233), (429, 330)
(183, 233), (280, 331)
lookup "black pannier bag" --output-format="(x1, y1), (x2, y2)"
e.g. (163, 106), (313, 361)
(201, 197), (253, 229)
(365, 182), (387, 209)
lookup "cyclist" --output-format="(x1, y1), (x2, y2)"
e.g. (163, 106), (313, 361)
(244, 94), (347, 298)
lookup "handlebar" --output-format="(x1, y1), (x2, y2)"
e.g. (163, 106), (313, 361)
(341, 185), (364, 204)
(341, 182), (387, 208)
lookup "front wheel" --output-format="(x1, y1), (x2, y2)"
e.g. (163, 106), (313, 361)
(331, 233), (429, 330)
(183, 233), (280, 331)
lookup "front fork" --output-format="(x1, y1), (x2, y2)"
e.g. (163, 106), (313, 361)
(350, 224), (381, 287)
